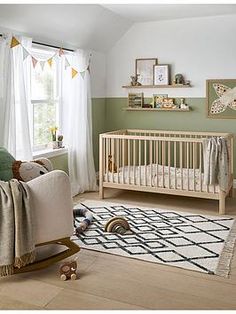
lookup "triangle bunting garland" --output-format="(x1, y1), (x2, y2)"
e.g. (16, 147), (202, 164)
(47, 58), (53, 68)
(10, 36), (20, 48)
(22, 47), (29, 60)
(9, 36), (89, 79)
(72, 68), (78, 79)
(32, 57), (38, 68)
(80, 71), (86, 79)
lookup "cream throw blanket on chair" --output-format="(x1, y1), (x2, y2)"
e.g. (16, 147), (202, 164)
(0, 179), (35, 276)
(203, 137), (229, 192)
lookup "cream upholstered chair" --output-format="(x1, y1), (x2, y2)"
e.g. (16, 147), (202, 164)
(14, 169), (80, 273)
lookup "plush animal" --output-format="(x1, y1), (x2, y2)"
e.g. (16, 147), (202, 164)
(12, 158), (53, 182)
(60, 261), (77, 281)
(108, 155), (117, 173)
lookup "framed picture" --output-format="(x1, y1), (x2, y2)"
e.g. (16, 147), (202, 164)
(206, 79), (236, 119)
(128, 93), (143, 108)
(153, 64), (170, 85)
(135, 58), (158, 85)
(153, 94), (168, 108)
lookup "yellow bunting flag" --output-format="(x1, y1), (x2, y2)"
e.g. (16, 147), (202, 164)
(72, 68), (78, 79)
(10, 36), (20, 48)
(32, 57), (38, 68)
(59, 48), (64, 57)
(47, 58), (53, 68)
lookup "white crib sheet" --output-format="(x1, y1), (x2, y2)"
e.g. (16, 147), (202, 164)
(104, 164), (219, 193)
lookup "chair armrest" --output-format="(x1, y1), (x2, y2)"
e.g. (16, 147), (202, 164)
(27, 170), (74, 244)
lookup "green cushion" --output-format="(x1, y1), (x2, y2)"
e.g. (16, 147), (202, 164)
(0, 147), (15, 181)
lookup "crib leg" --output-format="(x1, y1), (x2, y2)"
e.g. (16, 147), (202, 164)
(99, 185), (104, 199)
(219, 191), (226, 215)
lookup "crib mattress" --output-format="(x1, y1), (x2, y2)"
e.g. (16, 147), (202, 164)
(104, 164), (219, 193)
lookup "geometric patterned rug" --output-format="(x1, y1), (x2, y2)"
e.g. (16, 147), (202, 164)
(72, 200), (236, 277)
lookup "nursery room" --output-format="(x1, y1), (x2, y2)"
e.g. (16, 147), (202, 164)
(0, 1), (236, 311)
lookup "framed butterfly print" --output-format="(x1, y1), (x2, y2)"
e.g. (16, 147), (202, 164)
(206, 79), (236, 119)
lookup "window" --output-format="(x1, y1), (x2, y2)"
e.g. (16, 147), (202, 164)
(30, 45), (59, 151)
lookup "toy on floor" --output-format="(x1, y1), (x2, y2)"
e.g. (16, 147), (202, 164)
(104, 216), (131, 235)
(60, 260), (77, 281)
(73, 207), (93, 235)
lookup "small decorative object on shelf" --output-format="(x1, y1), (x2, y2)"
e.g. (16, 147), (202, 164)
(130, 74), (142, 86)
(128, 92), (143, 108)
(180, 98), (189, 110)
(162, 98), (176, 109)
(142, 103), (152, 108)
(173, 74), (191, 86)
(153, 94), (168, 108)
(57, 135), (64, 148)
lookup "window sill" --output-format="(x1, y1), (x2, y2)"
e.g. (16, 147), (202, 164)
(33, 147), (68, 159)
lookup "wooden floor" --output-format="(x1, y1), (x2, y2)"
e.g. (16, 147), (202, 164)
(0, 188), (236, 310)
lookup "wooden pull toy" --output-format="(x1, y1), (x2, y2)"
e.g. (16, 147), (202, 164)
(59, 260), (78, 281)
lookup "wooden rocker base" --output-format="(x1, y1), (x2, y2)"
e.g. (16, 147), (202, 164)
(13, 237), (80, 274)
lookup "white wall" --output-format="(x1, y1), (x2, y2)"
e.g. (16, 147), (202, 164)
(90, 50), (106, 98)
(106, 14), (236, 98)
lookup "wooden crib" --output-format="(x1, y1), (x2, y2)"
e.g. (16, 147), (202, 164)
(99, 129), (234, 214)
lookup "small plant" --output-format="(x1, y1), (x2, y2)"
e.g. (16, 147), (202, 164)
(58, 135), (63, 141)
(49, 126), (58, 141)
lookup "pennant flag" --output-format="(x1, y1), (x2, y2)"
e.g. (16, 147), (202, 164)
(47, 57), (53, 68)
(32, 56), (38, 68)
(22, 47), (29, 60)
(65, 57), (70, 69)
(87, 65), (90, 73)
(39, 61), (46, 71)
(59, 48), (64, 57)
(80, 71), (86, 79)
(72, 68), (78, 79)
(10, 36), (20, 48)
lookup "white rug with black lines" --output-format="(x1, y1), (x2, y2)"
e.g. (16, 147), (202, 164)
(72, 200), (236, 277)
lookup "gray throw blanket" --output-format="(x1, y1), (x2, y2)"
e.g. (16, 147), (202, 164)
(0, 179), (35, 277)
(203, 137), (229, 192)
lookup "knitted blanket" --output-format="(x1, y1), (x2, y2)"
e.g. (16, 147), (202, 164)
(203, 137), (229, 192)
(0, 179), (35, 276)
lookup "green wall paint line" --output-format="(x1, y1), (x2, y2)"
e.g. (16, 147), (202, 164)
(105, 97), (236, 177)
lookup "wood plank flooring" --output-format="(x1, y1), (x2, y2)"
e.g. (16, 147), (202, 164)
(0, 188), (236, 310)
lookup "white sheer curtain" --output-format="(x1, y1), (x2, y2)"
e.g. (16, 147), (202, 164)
(59, 49), (97, 196)
(0, 34), (32, 160)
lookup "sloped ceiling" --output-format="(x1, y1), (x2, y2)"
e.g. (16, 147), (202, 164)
(103, 4), (236, 22)
(0, 4), (132, 52)
(0, 4), (236, 52)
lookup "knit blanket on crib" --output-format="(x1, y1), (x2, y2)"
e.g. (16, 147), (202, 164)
(203, 137), (229, 192)
(0, 180), (35, 277)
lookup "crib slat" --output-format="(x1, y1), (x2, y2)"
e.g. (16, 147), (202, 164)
(150, 140), (153, 186)
(199, 142), (202, 192)
(139, 140), (141, 186)
(193, 142), (196, 192)
(122, 138), (125, 184)
(128, 139), (130, 185)
(168, 141), (171, 189)
(156, 140), (159, 188)
(111, 138), (114, 183)
(117, 138), (120, 184)
(174, 140), (177, 189)
(162, 141), (165, 188)
(133, 139), (136, 185)
(180, 141), (183, 190)
(145, 140), (147, 186)
(106, 138), (109, 182)
(187, 141), (189, 191)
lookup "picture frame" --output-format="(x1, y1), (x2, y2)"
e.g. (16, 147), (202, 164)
(206, 79), (236, 119)
(153, 64), (170, 86)
(135, 58), (158, 85)
(128, 92), (143, 108)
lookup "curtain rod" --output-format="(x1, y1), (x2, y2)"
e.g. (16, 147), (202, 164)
(0, 34), (74, 52)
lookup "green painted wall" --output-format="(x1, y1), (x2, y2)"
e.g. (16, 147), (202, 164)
(49, 154), (69, 173)
(105, 97), (236, 177)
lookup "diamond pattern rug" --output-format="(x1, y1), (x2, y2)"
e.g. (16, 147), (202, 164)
(72, 200), (236, 277)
